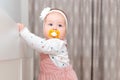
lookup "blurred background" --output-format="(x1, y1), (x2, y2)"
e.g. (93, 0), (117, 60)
(0, 0), (120, 80)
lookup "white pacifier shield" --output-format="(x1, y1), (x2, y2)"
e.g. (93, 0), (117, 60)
(51, 32), (57, 36)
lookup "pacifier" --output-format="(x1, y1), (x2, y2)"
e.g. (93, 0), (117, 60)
(49, 29), (60, 38)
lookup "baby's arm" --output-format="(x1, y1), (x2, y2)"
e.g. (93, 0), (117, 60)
(18, 24), (66, 55)
(20, 27), (46, 53)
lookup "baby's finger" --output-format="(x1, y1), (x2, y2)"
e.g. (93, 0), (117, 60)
(17, 23), (24, 32)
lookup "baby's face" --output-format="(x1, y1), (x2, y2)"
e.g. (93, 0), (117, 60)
(43, 12), (66, 40)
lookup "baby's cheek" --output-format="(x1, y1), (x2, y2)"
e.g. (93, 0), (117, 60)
(43, 29), (49, 38)
(60, 30), (66, 39)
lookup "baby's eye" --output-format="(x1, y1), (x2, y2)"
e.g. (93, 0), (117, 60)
(58, 24), (62, 27)
(48, 23), (53, 26)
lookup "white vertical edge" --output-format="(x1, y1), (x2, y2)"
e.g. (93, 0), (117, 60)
(31, 57), (34, 80)
(20, 59), (23, 80)
(20, 0), (29, 80)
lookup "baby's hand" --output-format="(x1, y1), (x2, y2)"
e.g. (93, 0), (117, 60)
(17, 23), (25, 32)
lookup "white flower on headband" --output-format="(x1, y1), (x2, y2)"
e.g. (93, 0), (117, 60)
(40, 7), (51, 20)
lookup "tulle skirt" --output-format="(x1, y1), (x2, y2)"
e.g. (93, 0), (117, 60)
(38, 54), (78, 80)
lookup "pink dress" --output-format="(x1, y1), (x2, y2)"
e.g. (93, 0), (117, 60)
(39, 53), (78, 80)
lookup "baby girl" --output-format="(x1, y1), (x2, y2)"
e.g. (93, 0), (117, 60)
(18, 7), (78, 80)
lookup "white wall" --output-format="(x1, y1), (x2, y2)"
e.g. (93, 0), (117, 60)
(0, 0), (21, 22)
(0, 0), (33, 80)
(0, 60), (21, 80)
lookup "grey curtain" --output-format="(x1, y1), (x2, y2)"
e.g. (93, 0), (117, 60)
(29, 0), (120, 80)
(93, 0), (120, 80)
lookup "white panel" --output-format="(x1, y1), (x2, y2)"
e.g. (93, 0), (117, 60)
(0, 0), (21, 22)
(0, 59), (20, 80)
(0, 8), (23, 60)
(0, 0), (34, 80)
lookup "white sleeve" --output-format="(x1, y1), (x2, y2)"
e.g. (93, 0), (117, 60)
(20, 27), (46, 53)
(19, 27), (66, 55)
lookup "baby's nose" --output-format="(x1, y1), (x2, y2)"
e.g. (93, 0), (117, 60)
(53, 26), (57, 30)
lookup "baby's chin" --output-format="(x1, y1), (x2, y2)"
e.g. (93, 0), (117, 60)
(45, 36), (65, 40)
